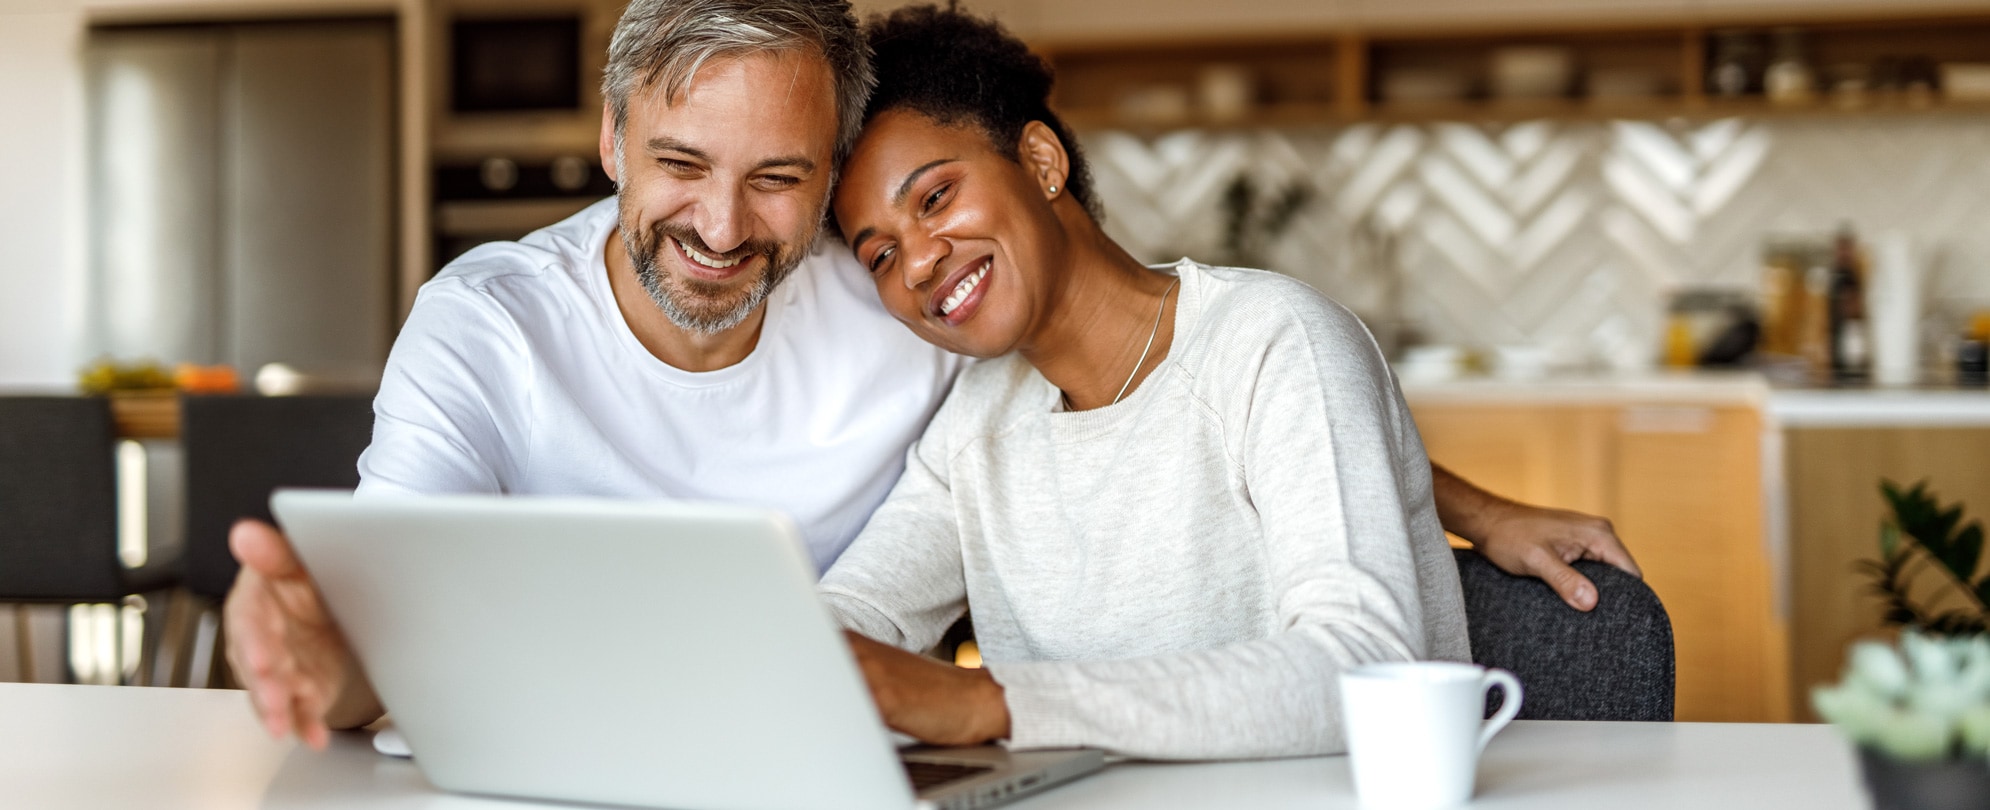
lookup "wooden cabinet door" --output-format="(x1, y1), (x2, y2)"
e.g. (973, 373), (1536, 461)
(1410, 405), (1616, 519)
(1786, 428), (1990, 722)
(1610, 405), (1787, 723)
(1412, 402), (1785, 723)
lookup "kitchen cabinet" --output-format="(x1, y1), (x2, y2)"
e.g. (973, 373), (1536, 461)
(1411, 399), (1786, 723)
(1696, 0), (1990, 25)
(1348, 0), (1691, 30)
(1784, 427), (1990, 722)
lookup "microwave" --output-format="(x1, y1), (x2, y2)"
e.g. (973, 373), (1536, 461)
(450, 15), (584, 113)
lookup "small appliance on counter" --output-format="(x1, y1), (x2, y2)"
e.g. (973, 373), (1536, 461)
(1664, 288), (1760, 369)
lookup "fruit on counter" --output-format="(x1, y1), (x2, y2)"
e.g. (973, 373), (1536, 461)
(77, 358), (175, 395)
(174, 363), (241, 394)
(77, 358), (241, 395)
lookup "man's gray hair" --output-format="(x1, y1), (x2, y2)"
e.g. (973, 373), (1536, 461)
(602, 0), (875, 169)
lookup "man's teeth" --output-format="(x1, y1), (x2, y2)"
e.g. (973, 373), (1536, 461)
(675, 237), (745, 269)
(940, 263), (989, 316)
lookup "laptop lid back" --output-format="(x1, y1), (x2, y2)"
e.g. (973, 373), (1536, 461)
(271, 490), (916, 810)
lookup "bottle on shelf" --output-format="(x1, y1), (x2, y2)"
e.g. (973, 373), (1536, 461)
(1708, 30), (1760, 98)
(1828, 224), (1870, 382)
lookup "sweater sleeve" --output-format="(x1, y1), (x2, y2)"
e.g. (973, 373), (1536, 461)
(355, 278), (531, 496)
(816, 404), (969, 654)
(984, 294), (1449, 760)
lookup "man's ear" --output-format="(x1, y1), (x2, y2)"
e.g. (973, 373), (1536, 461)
(598, 103), (619, 185)
(1018, 121), (1069, 201)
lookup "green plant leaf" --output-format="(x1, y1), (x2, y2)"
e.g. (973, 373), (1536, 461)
(1935, 505), (1966, 545)
(1870, 477), (1988, 631)
(1957, 523), (1986, 580)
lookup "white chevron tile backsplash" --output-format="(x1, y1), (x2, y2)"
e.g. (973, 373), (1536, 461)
(1084, 114), (1990, 370)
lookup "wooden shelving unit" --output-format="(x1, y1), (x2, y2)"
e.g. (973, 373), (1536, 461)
(1038, 10), (1990, 131)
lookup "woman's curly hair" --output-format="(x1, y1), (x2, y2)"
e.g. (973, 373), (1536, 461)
(862, 4), (1103, 222)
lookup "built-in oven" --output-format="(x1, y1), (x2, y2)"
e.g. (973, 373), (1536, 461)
(433, 156), (614, 269)
(431, 2), (616, 271)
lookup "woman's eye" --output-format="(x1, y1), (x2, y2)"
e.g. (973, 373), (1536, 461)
(868, 245), (895, 273)
(920, 183), (951, 214)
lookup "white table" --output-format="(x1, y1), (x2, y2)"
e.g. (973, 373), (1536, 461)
(3, 683), (1868, 809)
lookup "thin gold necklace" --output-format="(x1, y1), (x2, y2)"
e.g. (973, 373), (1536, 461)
(1062, 277), (1179, 411)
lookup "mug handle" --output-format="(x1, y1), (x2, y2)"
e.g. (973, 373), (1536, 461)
(1476, 668), (1524, 754)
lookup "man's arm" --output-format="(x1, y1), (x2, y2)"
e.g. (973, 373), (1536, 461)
(1430, 462), (1643, 611)
(225, 520), (383, 746)
(225, 278), (523, 744)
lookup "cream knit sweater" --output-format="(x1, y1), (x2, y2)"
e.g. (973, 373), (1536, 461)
(819, 260), (1469, 760)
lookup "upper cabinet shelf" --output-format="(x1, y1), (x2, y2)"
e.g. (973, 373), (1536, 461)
(1035, 5), (1990, 130)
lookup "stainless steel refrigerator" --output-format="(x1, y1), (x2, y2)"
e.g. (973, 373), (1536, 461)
(85, 19), (395, 382)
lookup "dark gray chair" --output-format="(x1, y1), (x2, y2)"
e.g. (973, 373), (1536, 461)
(174, 393), (374, 685)
(0, 396), (179, 683)
(1452, 548), (1674, 722)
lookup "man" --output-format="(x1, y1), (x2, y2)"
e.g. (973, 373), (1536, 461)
(225, 0), (1639, 750)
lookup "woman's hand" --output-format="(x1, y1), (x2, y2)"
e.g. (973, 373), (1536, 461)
(844, 631), (1010, 746)
(1473, 502), (1643, 611)
(1430, 463), (1643, 612)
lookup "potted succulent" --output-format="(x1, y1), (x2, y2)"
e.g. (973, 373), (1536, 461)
(1812, 480), (1990, 810)
(1813, 633), (1990, 810)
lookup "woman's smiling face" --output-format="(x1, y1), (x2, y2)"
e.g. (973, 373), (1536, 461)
(833, 109), (1068, 358)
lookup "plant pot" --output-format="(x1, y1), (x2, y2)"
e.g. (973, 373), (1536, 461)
(1858, 746), (1990, 810)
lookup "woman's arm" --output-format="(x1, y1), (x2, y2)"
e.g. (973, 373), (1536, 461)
(818, 409), (970, 655)
(1431, 463), (1643, 611)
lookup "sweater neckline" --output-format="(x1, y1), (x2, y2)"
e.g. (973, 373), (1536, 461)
(1037, 259), (1201, 435)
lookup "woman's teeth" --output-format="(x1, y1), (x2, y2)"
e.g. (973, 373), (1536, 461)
(940, 262), (989, 316)
(675, 237), (745, 269)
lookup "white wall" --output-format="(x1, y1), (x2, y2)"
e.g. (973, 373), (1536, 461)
(0, 8), (91, 388)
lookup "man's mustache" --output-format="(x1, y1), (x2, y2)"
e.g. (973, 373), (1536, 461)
(651, 221), (777, 264)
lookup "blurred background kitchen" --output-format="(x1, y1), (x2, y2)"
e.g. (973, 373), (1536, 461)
(2, 0), (1988, 726)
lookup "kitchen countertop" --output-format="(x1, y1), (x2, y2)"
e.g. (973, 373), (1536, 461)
(1399, 370), (1770, 406)
(1399, 370), (1990, 427)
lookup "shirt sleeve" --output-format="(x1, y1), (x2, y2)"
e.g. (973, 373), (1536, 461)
(356, 278), (533, 496)
(984, 292), (1452, 760)
(817, 400), (969, 654)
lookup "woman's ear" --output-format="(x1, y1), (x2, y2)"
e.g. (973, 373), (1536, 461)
(1018, 121), (1070, 200)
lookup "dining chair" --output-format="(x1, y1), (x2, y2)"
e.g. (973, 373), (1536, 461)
(174, 392), (374, 686)
(1451, 548), (1675, 722)
(0, 396), (180, 684)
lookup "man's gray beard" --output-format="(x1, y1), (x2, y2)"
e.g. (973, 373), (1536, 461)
(621, 217), (806, 335)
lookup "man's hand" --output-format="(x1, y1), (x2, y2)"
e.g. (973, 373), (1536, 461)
(1430, 463), (1643, 612)
(223, 519), (383, 750)
(844, 632), (1009, 746)
(1473, 502), (1643, 612)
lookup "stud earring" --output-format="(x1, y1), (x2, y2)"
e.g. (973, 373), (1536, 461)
(1048, 184), (1060, 194)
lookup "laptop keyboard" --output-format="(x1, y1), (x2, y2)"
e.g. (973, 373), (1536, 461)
(902, 760), (996, 791)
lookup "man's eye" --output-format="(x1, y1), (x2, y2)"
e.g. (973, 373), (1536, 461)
(756, 174), (801, 190)
(868, 245), (895, 273)
(659, 159), (698, 175)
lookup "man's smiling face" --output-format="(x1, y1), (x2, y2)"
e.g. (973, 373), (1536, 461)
(601, 50), (840, 334)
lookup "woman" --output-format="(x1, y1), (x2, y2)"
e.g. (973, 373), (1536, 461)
(818, 5), (1468, 760)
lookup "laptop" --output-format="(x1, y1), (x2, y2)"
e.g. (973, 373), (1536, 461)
(270, 489), (1105, 810)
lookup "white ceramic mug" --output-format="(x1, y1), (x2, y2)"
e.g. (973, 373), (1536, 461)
(1339, 661), (1523, 809)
